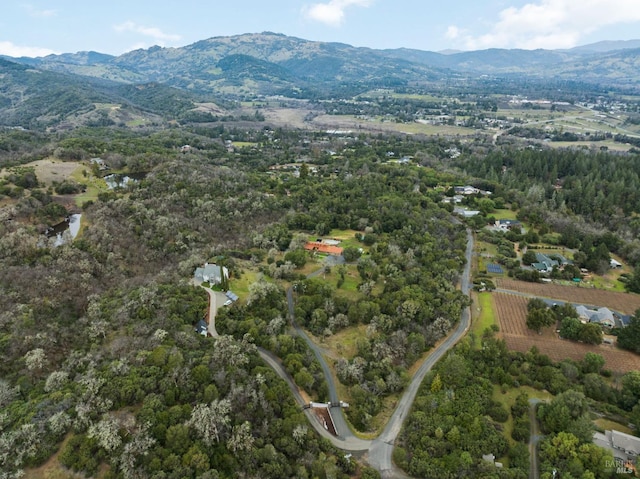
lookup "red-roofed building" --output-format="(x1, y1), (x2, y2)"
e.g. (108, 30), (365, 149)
(304, 242), (344, 255)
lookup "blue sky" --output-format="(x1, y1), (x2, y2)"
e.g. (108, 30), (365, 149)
(2, 1), (640, 57)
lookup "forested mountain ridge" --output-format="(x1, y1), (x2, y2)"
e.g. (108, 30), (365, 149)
(2, 32), (640, 129)
(4, 32), (640, 98)
(0, 59), (209, 128)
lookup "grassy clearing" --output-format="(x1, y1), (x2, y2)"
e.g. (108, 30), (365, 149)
(471, 292), (496, 347)
(373, 92), (442, 101)
(298, 258), (326, 276)
(325, 325), (367, 359)
(327, 228), (365, 250)
(71, 169), (105, 207)
(24, 433), (110, 479)
(492, 385), (554, 446)
(492, 208), (519, 220)
(477, 241), (499, 256)
(594, 418), (633, 435)
(126, 119), (148, 127)
(322, 263), (360, 293)
(232, 141), (258, 148)
(392, 122), (478, 136)
(589, 275), (626, 292)
(229, 269), (260, 301)
(549, 141), (632, 152)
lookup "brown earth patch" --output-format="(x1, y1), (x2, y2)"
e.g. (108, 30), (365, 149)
(496, 278), (640, 315)
(493, 292), (640, 373)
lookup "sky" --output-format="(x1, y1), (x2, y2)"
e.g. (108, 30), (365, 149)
(2, 0), (640, 57)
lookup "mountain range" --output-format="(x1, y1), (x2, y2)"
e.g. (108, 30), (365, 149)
(1, 32), (639, 128)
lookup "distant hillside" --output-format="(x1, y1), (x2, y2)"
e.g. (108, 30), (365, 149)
(9, 32), (638, 96)
(568, 39), (640, 53)
(0, 58), (203, 128)
(105, 32), (443, 94)
(381, 47), (572, 72)
(2, 32), (640, 128)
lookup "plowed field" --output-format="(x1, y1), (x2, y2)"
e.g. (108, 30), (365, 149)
(493, 292), (640, 373)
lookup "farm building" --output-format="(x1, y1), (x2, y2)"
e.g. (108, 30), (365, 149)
(574, 304), (631, 328)
(454, 185), (480, 195)
(531, 253), (569, 273)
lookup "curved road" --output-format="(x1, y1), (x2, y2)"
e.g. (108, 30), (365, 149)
(368, 228), (474, 477)
(202, 228), (474, 476)
(286, 229), (474, 477)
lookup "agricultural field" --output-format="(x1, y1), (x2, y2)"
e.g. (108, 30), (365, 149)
(496, 278), (640, 315)
(493, 292), (640, 373)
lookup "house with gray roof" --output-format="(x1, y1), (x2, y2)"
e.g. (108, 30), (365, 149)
(575, 305), (615, 327)
(194, 263), (229, 286)
(454, 207), (480, 218)
(536, 252), (559, 268)
(594, 430), (640, 463)
(195, 319), (208, 337)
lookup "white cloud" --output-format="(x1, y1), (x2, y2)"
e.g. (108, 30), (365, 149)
(114, 21), (181, 45)
(451, 0), (640, 50)
(0, 41), (57, 57)
(304, 0), (372, 27)
(25, 5), (56, 18)
(445, 26), (461, 40)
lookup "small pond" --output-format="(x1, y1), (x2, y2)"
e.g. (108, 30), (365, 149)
(45, 214), (82, 247)
(103, 172), (147, 189)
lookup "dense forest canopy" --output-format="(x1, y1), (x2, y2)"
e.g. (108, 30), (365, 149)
(1, 101), (640, 478)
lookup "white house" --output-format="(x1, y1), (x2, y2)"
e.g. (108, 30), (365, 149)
(194, 263), (229, 285)
(610, 259), (623, 269)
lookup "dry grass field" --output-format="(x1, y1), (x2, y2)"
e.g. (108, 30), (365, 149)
(14, 159), (83, 186)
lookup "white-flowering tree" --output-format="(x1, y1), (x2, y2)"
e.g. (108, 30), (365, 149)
(187, 399), (232, 446)
(227, 421), (254, 454)
(117, 425), (155, 479)
(88, 415), (122, 452)
(266, 315), (286, 336)
(292, 424), (308, 445)
(44, 370), (69, 393)
(0, 380), (18, 408)
(47, 411), (71, 436)
(24, 348), (46, 371)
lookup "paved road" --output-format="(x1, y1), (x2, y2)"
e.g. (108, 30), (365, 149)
(529, 399), (543, 479)
(199, 285), (229, 337)
(287, 287), (372, 451)
(284, 229), (474, 476)
(202, 228), (474, 476)
(368, 228), (474, 477)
